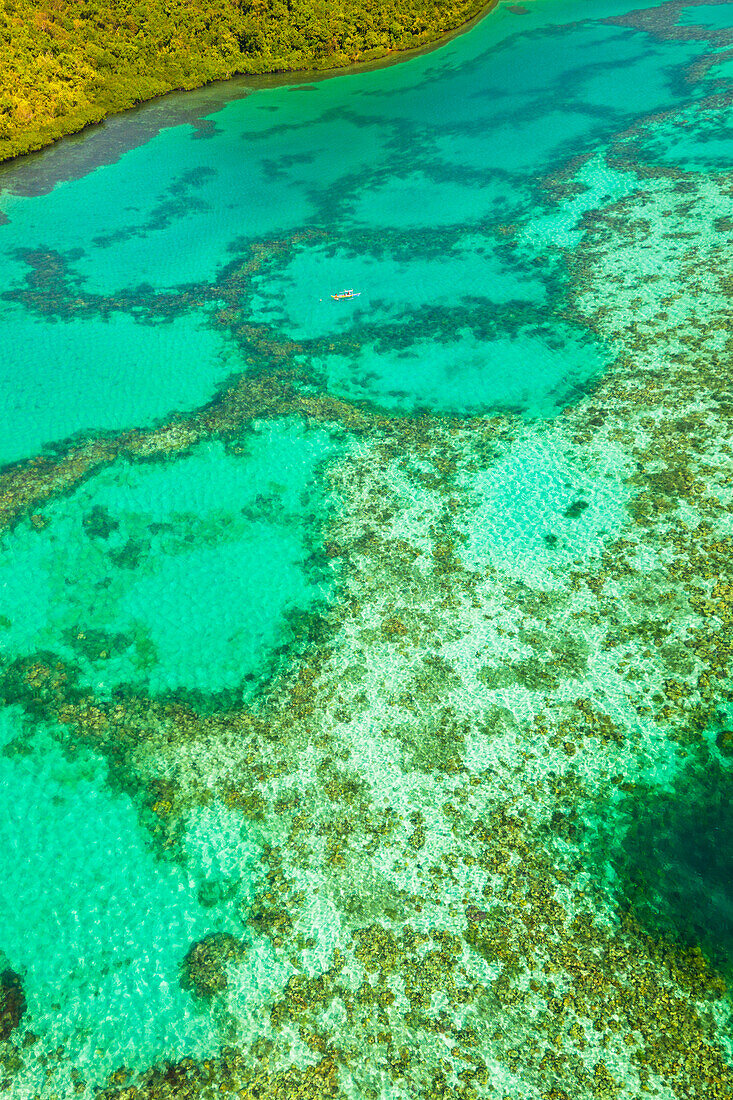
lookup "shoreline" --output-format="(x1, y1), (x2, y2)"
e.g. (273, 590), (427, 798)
(219, 0), (502, 86)
(0, 0), (502, 177)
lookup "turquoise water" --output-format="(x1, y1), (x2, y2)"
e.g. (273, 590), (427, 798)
(0, 710), (229, 1092)
(0, 0), (710, 450)
(628, 100), (733, 168)
(678, 2), (733, 29)
(464, 431), (630, 583)
(310, 324), (608, 415)
(0, 307), (235, 466)
(712, 54), (733, 78)
(0, 420), (341, 699)
(0, 0), (731, 1094)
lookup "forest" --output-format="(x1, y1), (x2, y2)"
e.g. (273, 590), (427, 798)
(0, 0), (487, 162)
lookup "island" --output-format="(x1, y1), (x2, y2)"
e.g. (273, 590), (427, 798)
(0, 0), (494, 163)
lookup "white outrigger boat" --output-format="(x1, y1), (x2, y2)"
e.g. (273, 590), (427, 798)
(331, 289), (361, 300)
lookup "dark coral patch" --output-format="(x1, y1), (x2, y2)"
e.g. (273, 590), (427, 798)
(97, 1052), (341, 1100)
(587, 741), (733, 978)
(180, 932), (244, 1000)
(563, 498), (590, 519)
(82, 505), (119, 540)
(0, 969), (26, 1041)
(716, 729), (733, 758)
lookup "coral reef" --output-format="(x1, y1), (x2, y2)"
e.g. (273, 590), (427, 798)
(1, 2), (733, 1097)
(180, 933), (245, 1001)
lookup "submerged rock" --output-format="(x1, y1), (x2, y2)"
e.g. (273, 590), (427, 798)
(82, 505), (119, 540)
(0, 969), (26, 1040)
(716, 729), (733, 758)
(180, 932), (243, 1000)
(563, 498), (590, 519)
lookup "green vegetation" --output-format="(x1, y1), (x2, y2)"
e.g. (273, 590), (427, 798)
(0, 0), (489, 163)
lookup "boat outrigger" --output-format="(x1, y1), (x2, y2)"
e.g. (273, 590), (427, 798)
(331, 289), (361, 300)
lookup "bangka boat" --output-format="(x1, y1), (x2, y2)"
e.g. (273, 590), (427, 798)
(331, 289), (361, 300)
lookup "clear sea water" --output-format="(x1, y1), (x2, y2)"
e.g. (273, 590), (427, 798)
(0, 421), (342, 699)
(0, 0), (710, 453)
(0, 0), (731, 1094)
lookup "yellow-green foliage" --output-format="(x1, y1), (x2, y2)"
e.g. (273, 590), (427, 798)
(0, 0), (486, 163)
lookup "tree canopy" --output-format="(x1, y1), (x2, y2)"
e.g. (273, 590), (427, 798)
(0, 0), (487, 162)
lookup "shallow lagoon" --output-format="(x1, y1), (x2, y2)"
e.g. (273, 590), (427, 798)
(0, 420), (342, 698)
(0, 0), (711, 450)
(0, 0), (732, 1096)
(0, 711), (221, 1090)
